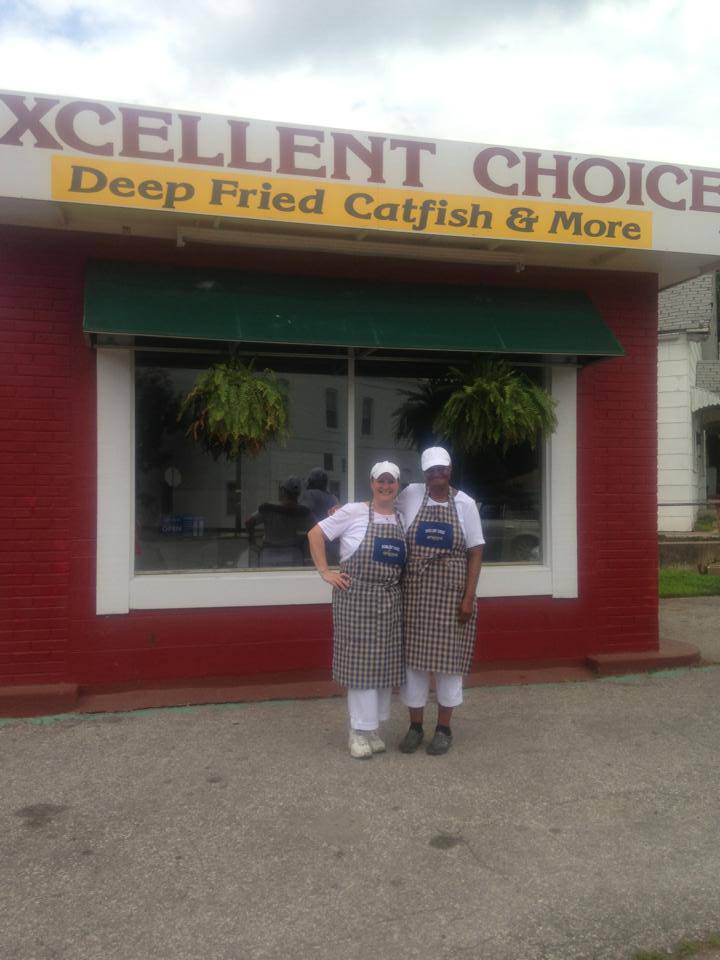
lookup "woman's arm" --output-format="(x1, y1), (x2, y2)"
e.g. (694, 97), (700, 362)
(308, 524), (350, 590)
(459, 545), (483, 622)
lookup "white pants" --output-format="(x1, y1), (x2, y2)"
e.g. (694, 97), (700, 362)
(400, 667), (464, 709)
(347, 687), (392, 731)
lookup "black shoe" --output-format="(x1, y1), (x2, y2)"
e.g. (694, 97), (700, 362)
(398, 727), (424, 753)
(426, 729), (453, 755)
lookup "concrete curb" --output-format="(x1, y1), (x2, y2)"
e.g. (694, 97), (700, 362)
(0, 639), (702, 719)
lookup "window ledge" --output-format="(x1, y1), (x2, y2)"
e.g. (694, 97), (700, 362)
(127, 563), (553, 610)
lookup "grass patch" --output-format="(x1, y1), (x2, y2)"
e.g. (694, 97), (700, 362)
(633, 932), (720, 959)
(693, 511), (718, 533)
(660, 567), (720, 598)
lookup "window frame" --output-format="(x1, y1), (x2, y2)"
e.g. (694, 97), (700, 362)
(96, 347), (577, 614)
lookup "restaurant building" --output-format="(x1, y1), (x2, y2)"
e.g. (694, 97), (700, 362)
(1, 90), (715, 710)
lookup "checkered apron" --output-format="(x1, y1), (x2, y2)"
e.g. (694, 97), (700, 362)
(403, 488), (478, 675)
(332, 505), (406, 689)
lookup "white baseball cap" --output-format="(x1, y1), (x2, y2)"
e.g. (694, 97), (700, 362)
(370, 461), (400, 480)
(421, 447), (451, 471)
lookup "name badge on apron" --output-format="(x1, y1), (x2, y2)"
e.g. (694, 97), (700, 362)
(415, 520), (453, 549)
(372, 536), (406, 566)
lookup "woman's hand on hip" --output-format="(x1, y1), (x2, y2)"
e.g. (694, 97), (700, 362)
(321, 570), (351, 590)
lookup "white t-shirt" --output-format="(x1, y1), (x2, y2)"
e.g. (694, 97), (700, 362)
(318, 502), (400, 563)
(395, 484), (485, 548)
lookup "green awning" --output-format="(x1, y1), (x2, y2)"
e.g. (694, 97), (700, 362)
(84, 260), (624, 360)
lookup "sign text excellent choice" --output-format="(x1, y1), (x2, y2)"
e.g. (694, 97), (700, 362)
(5, 92), (720, 247)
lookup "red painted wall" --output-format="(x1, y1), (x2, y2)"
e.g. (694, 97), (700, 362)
(0, 226), (658, 688)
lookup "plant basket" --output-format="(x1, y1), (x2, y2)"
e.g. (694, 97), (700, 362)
(178, 358), (288, 460)
(436, 359), (557, 455)
(394, 358), (557, 456)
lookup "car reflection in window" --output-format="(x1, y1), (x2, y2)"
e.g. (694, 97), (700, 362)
(479, 502), (541, 564)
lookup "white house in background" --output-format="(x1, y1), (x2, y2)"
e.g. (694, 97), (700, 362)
(658, 272), (720, 531)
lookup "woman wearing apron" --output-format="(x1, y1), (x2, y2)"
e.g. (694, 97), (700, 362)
(396, 447), (484, 755)
(307, 462), (407, 759)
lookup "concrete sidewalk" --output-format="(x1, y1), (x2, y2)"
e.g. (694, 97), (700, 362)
(660, 595), (720, 663)
(3, 655), (720, 960)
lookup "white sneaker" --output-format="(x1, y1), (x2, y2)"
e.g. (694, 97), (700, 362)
(366, 730), (386, 754)
(348, 730), (373, 759)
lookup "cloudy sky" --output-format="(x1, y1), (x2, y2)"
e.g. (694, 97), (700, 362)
(0, 0), (718, 167)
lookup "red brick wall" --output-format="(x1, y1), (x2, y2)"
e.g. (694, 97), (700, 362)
(577, 282), (659, 655)
(0, 241), (93, 684)
(0, 226), (658, 687)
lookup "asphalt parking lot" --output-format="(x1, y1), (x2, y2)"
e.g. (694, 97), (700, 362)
(2, 598), (720, 960)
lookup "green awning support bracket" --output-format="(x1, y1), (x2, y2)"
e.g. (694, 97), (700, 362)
(83, 260), (624, 360)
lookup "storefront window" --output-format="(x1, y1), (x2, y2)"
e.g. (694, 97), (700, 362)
(135, 350), (347, 572)
(134, 349), (544, 574)
(355, 357), (544, 564)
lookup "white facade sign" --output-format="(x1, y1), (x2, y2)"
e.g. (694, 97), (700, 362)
(2, 90), (720, 255)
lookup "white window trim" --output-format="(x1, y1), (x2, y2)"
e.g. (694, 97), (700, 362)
(96, 348), (134, 615)
(96, 349), (577, 614)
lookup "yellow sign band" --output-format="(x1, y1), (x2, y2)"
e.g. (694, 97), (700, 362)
(51, 155), (653, 249)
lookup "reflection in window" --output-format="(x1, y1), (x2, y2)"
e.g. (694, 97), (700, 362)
(361, 397), (374, 436)
(355, 358), (544, 565)
(325, 387), (338, 429)
(134, 352), (347, 573)
(474, 442), (542, 563)
(134, 349), (546, 574)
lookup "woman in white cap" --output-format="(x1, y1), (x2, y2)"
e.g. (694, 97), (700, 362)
(395, 446), (484, 755)
(307, 462), (407, 759)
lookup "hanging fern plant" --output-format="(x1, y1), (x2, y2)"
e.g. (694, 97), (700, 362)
(434, 359), (557, 455)
(178, 356), (288, 460)
(394, 358), (557, 458)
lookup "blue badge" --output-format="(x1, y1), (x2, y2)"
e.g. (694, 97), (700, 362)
(415, 520), (453, 549)
(372, 536), (406, 566)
